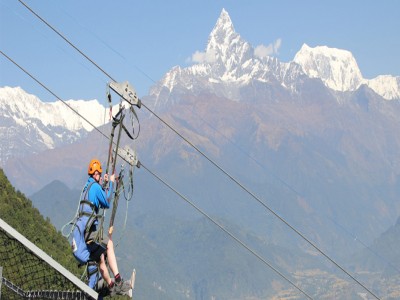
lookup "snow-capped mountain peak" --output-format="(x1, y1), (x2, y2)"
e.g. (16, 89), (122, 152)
(192, 8), (254, 84)
(0, 86), (112, 165)
(149, 9), (399, 104)
(151, 9), (290, 102)
(0, 86), (107, 132)
(206, 9), (237, 56)
(293, 44), (400, 99)
(367, 75), (400, 100)
(293, 43), (364, 92)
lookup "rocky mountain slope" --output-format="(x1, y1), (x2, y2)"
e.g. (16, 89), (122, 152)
(2, 8), (400, 300)
(0, 86), (114, 165)
(149, 9), (399, 112)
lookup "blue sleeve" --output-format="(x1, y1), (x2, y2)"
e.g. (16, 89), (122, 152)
(88, 182), (114, 209)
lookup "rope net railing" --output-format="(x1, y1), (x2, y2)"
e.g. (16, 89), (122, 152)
(0, 222), (95, 300)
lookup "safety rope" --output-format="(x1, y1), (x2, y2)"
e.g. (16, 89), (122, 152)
(112, 162), (136, 248)
(61, 187), (86, 239)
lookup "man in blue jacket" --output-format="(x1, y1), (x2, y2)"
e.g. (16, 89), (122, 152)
(72, 158), (132, 296)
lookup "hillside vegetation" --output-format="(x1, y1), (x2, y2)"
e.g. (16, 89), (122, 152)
(0, 168), (80, 287)
(0, 168), (138, 299)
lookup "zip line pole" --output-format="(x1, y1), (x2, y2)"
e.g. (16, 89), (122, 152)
(109, 146), (139, 236)
(107, 110), (125, 236)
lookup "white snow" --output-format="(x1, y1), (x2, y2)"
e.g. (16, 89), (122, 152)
(4, 9), (399, 131)
(151, 9), (301, 102)
(293, 44), (364, 92)
(294, 44), (400, 100)
(36, 126), (55, 149)
(0, 86), (111, 132)
(151, 9), (400, 103)
(367, 75), (400, 100)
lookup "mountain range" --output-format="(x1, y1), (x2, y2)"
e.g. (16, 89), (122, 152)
(1, 10), (399, 169)
(0, 86), (111, 165)
(2, 8), (400, 299)
(149, 8), (399, 110)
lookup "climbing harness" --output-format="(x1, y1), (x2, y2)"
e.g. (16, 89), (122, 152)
(78, 182), (107, 260)
(62, 80), (141, 293)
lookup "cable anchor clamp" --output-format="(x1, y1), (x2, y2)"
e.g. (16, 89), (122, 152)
(109, 81), (141, 108)
(114, 145), (140, 168)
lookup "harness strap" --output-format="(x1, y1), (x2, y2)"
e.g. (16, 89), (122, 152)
(78, 182), (96, 213)
(87, 261), (99, 277)
(79, 211), (94, 218)
(84, 214), (103, 241)
(80, 199), (95, 207)
(78, 181), (104, 243)
(78, 200), (99, 218)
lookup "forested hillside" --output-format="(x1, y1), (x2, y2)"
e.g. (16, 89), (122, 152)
(0, 168), (80, 280)
(0, 168), (137, 299)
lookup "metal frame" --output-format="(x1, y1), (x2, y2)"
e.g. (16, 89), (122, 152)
(0, 218), (98, 300)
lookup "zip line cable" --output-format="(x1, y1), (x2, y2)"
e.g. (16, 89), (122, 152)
(0, 50), (313, 300)
(142, 103), (377, 300)
(140, 162), (313, 299)
(0, 51), (109, 142)
(186, 104), (400, 276)
(326, 215), (400, 274)
(13, 2), (382, 298)
(10, 0), (365, 265)
(35, 0), (393, 274)
(12, 2), (385, 298)
(186, 104), (304, 197)
(13, 0), (398, 269)
(0, 50), (131, 171)
(16, 0), (117, 83)
(1, 0), (108, 90)
(21, 0), (391, 274)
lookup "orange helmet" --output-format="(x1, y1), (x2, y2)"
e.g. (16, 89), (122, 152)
(88, 159), (103, 175)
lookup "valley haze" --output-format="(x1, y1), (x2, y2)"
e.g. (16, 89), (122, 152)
(1, 8), (400, 300)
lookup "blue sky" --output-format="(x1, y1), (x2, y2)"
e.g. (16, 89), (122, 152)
(1, 0), (399, 102)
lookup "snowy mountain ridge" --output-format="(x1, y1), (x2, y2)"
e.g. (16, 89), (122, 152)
(294, 44), (400, 98)
(293, 44), (364, 92)
(150, 9), (303, 106)
(0, 86), (113, 165)
(151, 9), (400, 104)
(0, 86), (107, 132)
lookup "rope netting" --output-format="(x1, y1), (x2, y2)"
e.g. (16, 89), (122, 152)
(0, 225), (94, 300)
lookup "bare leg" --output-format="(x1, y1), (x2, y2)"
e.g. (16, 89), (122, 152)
(99, 254), (112, 285)
(107, 238), (119, 276)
